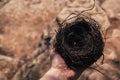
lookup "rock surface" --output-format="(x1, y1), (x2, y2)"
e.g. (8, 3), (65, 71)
(0, 0), (119, 80)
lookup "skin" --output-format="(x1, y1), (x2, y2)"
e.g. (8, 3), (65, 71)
(40, 49), (84, 80)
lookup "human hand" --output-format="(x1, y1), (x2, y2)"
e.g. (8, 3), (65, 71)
(40, 49), (83, 80)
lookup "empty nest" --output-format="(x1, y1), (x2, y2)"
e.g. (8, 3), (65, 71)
(54, 15), (104, 70)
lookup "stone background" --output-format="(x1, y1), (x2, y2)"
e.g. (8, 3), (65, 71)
(0, 0), (120, 80)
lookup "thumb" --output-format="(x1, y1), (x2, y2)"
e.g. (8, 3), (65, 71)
(50, 49), (68, 69)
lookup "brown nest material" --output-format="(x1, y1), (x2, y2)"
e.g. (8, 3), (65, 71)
(54, 15), (104, 70)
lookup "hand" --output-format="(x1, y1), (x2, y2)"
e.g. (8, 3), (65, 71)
(40, 49), (83, 80)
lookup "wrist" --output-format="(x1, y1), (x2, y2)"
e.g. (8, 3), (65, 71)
(50, 67), (77, 80)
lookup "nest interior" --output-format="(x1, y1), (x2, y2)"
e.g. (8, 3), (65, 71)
(54, 17), (104, 70)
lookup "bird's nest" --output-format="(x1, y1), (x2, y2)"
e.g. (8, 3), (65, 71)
(54, 15), (104, 70)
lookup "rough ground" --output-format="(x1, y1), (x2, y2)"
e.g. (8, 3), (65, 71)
(0, 0), (120, 80)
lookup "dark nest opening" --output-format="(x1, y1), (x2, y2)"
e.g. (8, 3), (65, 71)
(54, 16), (104, 70)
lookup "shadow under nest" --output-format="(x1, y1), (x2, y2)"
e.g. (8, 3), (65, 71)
(54, 16), (104, 70)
